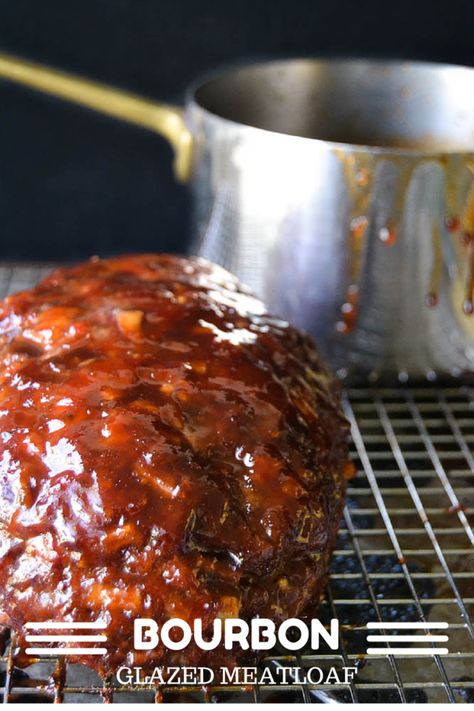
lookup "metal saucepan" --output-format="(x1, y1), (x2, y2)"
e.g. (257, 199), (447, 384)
(1, 53), (474, 379)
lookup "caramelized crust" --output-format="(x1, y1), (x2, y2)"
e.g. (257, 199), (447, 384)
(0, 254), (349, 674)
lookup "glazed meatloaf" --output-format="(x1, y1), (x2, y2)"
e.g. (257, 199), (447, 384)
(0, 254), (349, 675)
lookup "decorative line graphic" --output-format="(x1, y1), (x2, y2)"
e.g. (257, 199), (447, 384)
(25, 621), (107, 656)
(366, 621), (449, 656)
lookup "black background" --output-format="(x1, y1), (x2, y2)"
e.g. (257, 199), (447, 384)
(0, 0), (472, 261)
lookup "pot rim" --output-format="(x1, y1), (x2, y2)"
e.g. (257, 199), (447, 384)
(186, 56), (474, 158)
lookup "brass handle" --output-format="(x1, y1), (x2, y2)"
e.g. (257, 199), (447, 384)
(0, 52), (193, 182)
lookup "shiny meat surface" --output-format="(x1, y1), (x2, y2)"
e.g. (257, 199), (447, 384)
(0, 254), (349, 674)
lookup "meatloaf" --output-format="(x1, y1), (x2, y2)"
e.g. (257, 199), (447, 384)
(0, 254), (349, 675)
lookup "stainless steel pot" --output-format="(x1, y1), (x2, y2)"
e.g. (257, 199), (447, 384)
(1, 54), (474, 379)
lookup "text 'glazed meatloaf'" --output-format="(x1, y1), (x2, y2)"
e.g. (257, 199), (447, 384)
(0, 254), (349, 675)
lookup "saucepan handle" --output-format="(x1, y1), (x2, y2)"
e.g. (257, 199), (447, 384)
(0, 52), (193, 182)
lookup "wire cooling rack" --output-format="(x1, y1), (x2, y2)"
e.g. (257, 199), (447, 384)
(0, 264), (473, 703)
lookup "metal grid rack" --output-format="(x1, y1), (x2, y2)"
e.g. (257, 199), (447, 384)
(0, 264), (473, 703)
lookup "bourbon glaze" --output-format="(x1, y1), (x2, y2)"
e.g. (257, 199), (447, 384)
(333, 151), (474, 337)
(0, 254), (348, 675)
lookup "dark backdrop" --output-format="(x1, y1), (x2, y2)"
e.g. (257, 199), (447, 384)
(0, 0), (472, 261)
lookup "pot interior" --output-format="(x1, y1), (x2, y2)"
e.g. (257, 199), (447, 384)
(194, 58), (474, 152)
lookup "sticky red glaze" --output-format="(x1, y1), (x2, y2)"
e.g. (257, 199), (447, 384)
(0, 254), (348, 674)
